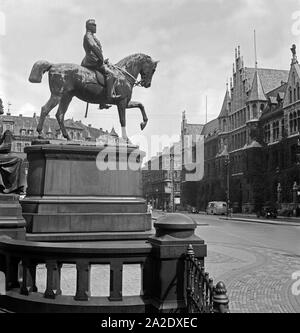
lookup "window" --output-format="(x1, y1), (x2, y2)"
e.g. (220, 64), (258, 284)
(273, 121), (280, 141)
(297, 83), (300, 100)
(252, 103), (257, 118)
(16, 142), (22, 152)
(290, 112), (298, 134)
(281, 119), (285, 138)
(290, 87), (293, 104)
(264, 124), (271, 143)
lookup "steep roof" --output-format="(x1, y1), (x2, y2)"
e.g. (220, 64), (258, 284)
(218, 89), (230, 118)
(201, 119), (219, 136)
(184, 124), (204, 137)
(244, 67), (289, 94)
(248, 70), (267, 102)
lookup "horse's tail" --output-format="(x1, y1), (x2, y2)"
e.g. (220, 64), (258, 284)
(29, 60), (53, 83)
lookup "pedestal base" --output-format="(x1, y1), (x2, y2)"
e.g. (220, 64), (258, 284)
(22, 144), (151, 241)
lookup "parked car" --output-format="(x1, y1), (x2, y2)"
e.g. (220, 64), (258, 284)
(206, 201), (227, 215)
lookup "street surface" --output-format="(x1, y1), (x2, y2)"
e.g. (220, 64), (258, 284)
(189, 213), (300, 313)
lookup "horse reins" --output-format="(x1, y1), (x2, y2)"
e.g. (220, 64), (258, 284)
(114, 66), (142, 87)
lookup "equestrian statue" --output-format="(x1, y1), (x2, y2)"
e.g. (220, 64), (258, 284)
(28, 19), (159, 141)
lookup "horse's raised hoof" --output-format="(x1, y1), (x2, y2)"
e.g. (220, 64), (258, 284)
(140, 122), (147, 131)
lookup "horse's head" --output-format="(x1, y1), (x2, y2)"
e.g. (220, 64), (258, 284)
(140, 56), (159, 88)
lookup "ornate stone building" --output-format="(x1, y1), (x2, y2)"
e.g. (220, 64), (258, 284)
(182, 45), (300, 214)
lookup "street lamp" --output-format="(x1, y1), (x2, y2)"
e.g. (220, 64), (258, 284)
(224, 148), (230, 219)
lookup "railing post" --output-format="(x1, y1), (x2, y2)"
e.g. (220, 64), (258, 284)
(5, 256), (20, 290)
(147, 214), (207, 313)
(44, 260), (58, 299)
(109, 260), (123, 301)
(20, 259), (29, 296)
(212, 281), (230, 313)
(74, 261), (90, 301)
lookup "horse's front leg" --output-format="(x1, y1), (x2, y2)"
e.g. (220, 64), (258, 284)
(126, 101), (148, 130)
(117, 99), (129, 141)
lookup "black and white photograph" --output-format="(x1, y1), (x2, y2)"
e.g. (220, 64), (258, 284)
(0, 0), (299, 318)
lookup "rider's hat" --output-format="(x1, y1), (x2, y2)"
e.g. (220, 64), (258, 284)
(86, 19), (96, 28)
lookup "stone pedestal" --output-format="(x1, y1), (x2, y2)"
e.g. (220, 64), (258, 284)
(21, 144), (152, 241)
(147, 213), (207, 312)
(0, 194), (26, 240)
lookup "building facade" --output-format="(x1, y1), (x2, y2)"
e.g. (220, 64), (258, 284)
(0, 111), (120, 159)
(182, 45), (300, 214)
(142, 143), (182, 211)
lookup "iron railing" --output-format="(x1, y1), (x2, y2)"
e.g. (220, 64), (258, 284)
(185, 244), (229, 313)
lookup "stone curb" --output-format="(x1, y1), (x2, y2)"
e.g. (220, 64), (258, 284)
(219, 217), (300, 227)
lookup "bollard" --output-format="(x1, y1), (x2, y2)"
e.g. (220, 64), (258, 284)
(213, 281), (230, 313)
(147, 213), (207, 313)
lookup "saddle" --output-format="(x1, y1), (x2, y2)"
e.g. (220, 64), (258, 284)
(95, 71), (105, 87)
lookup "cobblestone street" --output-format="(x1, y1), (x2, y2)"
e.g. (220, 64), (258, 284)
(192, 214), (300, 313)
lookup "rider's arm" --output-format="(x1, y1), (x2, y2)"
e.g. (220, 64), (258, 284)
(85, 34), (104, 63)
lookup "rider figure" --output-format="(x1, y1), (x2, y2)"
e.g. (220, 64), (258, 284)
(81, 19), (121, 109)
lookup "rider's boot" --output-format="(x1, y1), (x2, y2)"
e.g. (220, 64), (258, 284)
(99, 76), (122, 109)
(106, 76), (122, 102)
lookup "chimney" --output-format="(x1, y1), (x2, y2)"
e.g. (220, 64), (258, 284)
(88, 124), (91, 127)
(33, 113), (36, 118)
(19, 114), (22, 117)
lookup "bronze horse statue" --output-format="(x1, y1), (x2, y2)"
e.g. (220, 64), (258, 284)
(28, 53), (159, 141)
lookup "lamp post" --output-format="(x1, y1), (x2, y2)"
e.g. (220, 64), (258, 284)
(170, 152), (175, 213)
(224, 149), (230, 219)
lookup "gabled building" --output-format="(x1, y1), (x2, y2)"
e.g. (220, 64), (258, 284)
(182, 44), (300, 214)
(0, 111), (115, 159)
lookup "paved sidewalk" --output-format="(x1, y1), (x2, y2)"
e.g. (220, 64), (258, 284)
(220, 216), (300, 227)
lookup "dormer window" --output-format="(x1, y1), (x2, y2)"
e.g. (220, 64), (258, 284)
(20, 129), (26, 136)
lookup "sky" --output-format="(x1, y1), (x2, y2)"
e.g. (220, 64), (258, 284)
(1, 0), (300, 156)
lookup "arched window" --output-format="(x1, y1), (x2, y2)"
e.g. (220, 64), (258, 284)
(294, 111), (297, 132)
(294, 88), (297, 102)
(297, 83), (300, 100)
(290, 87), (293, 104)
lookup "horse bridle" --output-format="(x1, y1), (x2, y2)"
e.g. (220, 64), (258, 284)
(114, 65), (143, 87)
